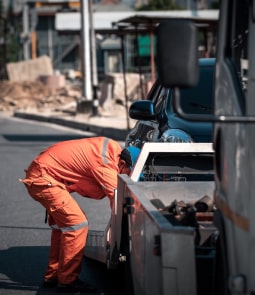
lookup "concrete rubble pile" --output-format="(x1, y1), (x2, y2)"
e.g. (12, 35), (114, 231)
(1, 56), (144, 116)
(0, 80), (80, 113)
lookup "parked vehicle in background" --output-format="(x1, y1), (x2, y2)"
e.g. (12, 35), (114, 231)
(125, 58), (215, 148)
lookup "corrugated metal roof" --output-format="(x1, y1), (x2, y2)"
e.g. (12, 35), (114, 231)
(56, 11), (135, 30)
(55, 10), (219, 31)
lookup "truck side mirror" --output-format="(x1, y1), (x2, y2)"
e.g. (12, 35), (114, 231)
(156, 19), (199, 88)
(129, 100), (157, 120)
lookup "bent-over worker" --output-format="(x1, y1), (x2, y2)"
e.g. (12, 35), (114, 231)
(20, 136), (140, 293)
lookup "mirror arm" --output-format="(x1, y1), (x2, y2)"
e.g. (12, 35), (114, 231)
(173, 88), (255, 123)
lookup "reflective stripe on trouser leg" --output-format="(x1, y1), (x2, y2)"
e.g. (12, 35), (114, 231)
(50, 220), (88, 232)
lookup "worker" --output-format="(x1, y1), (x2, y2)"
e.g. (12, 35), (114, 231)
(20, 136), (140, 293)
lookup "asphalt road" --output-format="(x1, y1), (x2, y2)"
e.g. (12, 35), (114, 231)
(0, 114), (126, 295)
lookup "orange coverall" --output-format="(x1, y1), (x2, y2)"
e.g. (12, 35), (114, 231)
(20, 137), (123, 285)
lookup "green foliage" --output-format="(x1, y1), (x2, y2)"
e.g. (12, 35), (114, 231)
(0, 1), (7, 79)
(6, 12), (22, 63)
(7, 34), (21, 62)
(136, 0), (182, 11)
(0, 1), (21, 79)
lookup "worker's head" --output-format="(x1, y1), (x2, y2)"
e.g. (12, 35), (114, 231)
(119, 146), (141, 175)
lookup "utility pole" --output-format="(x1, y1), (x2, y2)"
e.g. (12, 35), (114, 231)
(89, 0), (99, 116)
(22, 2), (30, 60)
(80, 0), (92, 101)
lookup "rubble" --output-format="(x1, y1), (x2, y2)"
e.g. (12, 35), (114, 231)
(0, 74), (145, 116)
(1, 56), (146, 116)
(0, 80), (80, 113)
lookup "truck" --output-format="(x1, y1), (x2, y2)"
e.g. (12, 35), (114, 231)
(85, 0), (254, 294)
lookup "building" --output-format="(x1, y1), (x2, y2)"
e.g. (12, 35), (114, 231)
(3, 0), (217, 89)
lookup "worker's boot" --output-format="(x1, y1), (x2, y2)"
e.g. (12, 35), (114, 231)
(42, 277), (58, 288)
(57, 278), (98, 293)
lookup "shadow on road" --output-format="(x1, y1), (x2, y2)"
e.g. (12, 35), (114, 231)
(0, 245), (50, 293)
(0, 246), (125, 295)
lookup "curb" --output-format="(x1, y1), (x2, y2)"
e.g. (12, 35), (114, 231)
(14, 111), (129, 141)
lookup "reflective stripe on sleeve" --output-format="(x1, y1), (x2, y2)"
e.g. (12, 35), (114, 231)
(50, 220), (88, 232)
(102, 138), (109, 164)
